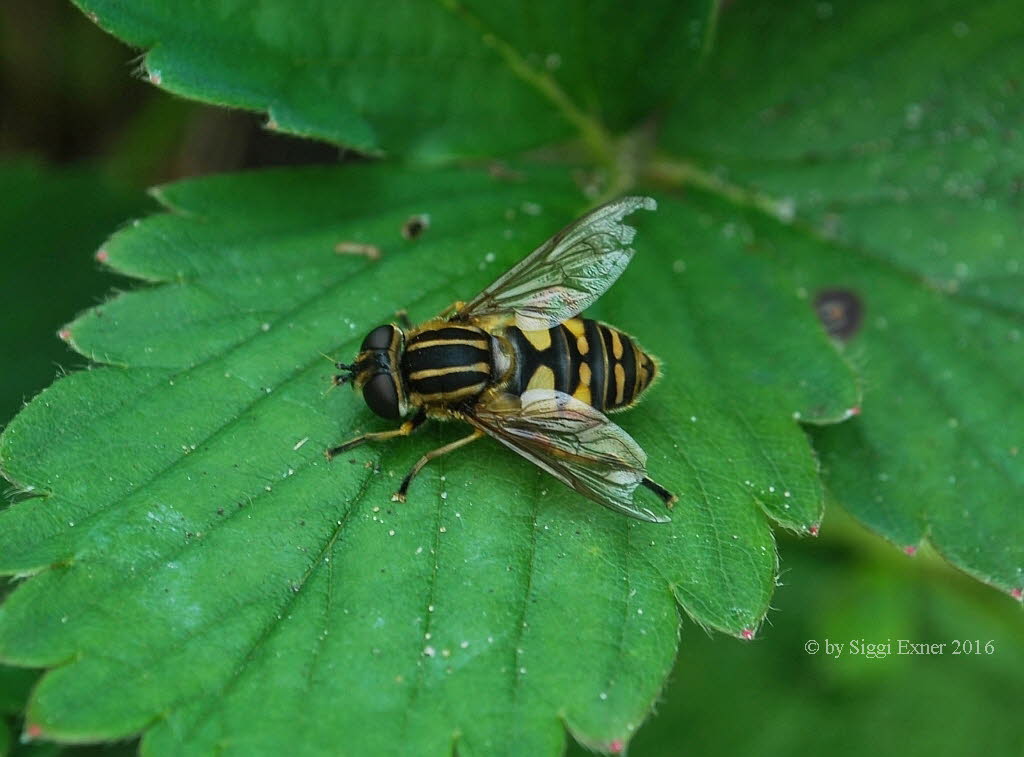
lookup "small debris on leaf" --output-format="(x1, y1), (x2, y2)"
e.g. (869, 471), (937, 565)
(335, 241), (381, 260)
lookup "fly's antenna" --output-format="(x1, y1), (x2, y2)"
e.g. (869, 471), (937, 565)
(333, 364), (355, 386)
(324, 359), (356, 397)
(324, 370), (352, 397)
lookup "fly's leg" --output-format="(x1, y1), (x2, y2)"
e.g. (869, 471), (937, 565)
(325, 409), (427, 460)
(641, 477), (678, 509)
(392, 429), (484, 502)
(395, 309), (413, 329)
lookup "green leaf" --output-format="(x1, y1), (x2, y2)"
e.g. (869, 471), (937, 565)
(657, 0), (1024, 596)
(573, 521), (1024, 757)
(0, 163), (853, 753)
(73, 0), (715, 160)
(7, 0), (1019, 752)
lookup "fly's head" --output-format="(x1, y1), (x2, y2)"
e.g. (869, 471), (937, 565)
(336, 324), (408, 419)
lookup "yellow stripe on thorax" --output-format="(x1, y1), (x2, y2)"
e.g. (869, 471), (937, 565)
(406, 338), (486, 351)
(412, 382), (488, 403)
(409, 362), (489, 380)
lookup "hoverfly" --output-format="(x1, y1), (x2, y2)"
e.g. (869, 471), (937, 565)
(327, 197), (677, 523)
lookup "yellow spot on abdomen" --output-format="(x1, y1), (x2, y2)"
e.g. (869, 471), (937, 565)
(527, 365), (555, 390)
(574, 363), (593, 405)
(579, 362), (592, 384)
(611, 330), (624, 359)
(637, 353), (655, 392)
(564, 319), (589, 355)
(614, 363), (626, 404)
(563, 318), (586, 337)
(523, 329), (552, 351)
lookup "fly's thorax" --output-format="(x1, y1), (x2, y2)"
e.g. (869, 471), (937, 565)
(502, 317), (658, 413)
(347, 324), (409, 420)
(401, 321), (493, 407)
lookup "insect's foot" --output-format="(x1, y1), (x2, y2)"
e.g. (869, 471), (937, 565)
(391, 491), (406, 503)
(324, 448), (335, 462)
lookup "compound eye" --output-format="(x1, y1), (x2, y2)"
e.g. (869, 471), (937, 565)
(363, 373), (400, 419)
(361, 325), (394, 352)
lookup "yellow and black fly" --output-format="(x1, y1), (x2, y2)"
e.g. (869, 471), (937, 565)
(327, 197), (677, 523)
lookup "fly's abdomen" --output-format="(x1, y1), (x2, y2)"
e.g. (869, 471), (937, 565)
(505, 317), (657, 412)
(402, 325), (492, 404)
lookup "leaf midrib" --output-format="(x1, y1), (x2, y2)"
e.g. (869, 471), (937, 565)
(6, 268), (463, 577)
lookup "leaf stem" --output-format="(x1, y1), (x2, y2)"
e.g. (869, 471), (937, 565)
(435, 0), (617, 168)
(648, 154), (1024, 324)
(645, 155), (796, 223)
(699, 0), (723, 65)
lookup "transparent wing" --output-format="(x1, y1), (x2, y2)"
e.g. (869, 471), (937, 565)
(466, 389), (670, 523)
(458, 196), (657, 330)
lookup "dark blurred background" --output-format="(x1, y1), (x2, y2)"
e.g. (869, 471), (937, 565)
(1, 0), (341, 428)
(1, 3), (1022, 756)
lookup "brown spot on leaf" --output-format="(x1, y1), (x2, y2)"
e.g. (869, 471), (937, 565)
(401, 214), (430, 241)
(814, 288), (864, 341)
